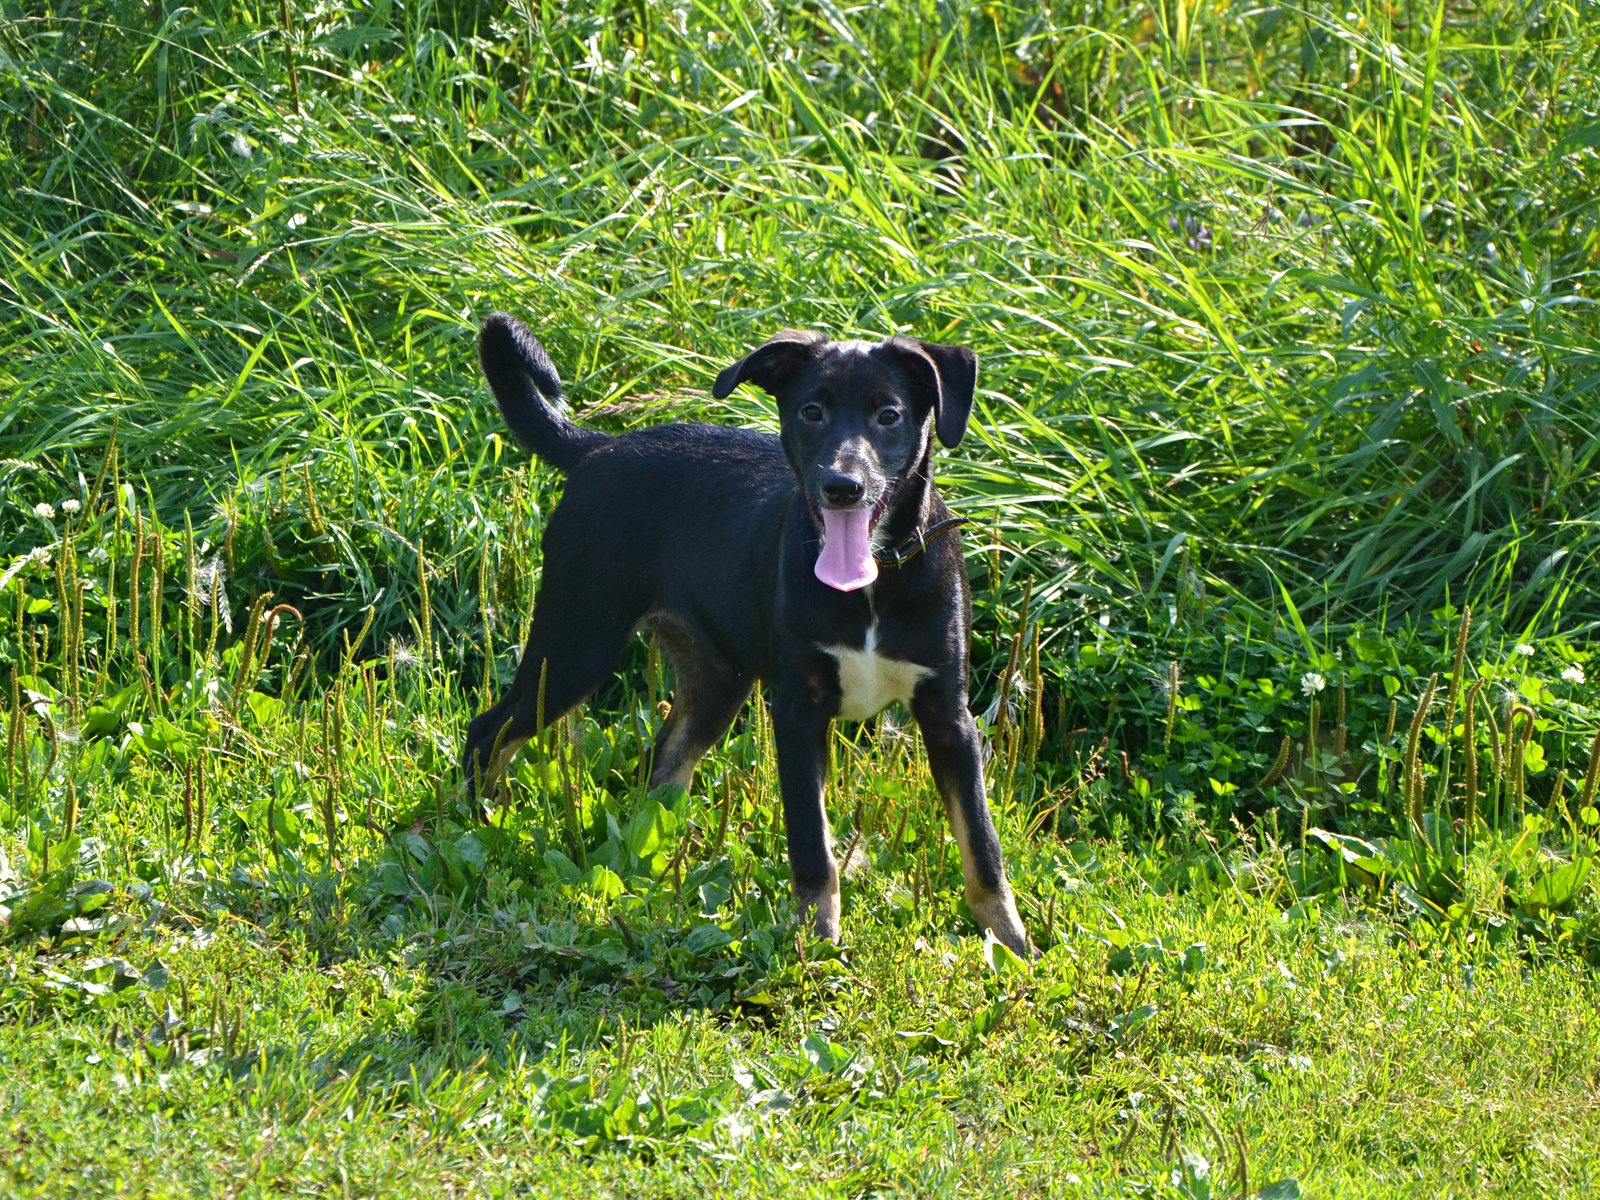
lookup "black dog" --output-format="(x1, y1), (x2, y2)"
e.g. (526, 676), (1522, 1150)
(462, 312), (1030, 956)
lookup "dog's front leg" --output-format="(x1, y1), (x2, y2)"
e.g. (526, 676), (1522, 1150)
(911, 690), (1032, 958)
(771, 690), (840, 942)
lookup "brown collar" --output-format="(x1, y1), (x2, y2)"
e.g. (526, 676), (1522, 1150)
(874, 516), (970, 567)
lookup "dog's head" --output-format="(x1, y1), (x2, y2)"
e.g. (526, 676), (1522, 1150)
(713, 331), (977, 591)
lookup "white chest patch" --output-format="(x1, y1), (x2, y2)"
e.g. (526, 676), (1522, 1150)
(821, 624), (933, 722)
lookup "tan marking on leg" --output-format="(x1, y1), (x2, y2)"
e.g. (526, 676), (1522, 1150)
(652, 760), (697, 790)
(457, 732), (530, 815)
(945, 799), (1032, 958)
(794, 871), (842, 943)
(793, 805), (842, 942)
(482, 734), (531, 792)
(968, 882), (1029, 958)
(648, 706), (701, 791)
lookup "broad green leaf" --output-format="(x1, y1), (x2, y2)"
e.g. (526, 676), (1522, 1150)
(543, 849), (582, 885)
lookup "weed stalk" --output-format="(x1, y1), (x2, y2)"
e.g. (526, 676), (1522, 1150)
(1404, 673), (1439, 837)
(1436, 605), (1472, 817)
(1259, 735), (1291, 789)
(1462, 679), (1483, 849)
(1580, 729), (1600, 812)
(1509, 704), (1535, 822)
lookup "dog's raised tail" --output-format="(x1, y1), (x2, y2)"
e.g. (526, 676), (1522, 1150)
(477, 312), (607, 473)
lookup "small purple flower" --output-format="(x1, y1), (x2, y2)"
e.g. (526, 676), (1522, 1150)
(1173, 213), (1213, 251)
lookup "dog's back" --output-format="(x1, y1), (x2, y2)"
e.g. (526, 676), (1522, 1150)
(550, 423), (790, 587)
(477, 315), (796, 672)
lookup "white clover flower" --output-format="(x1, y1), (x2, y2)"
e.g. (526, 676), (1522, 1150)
(1301, 672), (1326, 696)
(28, 545), (52, 565)
(1515, 644), (1535, 657)
(60, 498), (81, 514)
(32, 502), (55, 520)
(1562, 665), (1586, 686)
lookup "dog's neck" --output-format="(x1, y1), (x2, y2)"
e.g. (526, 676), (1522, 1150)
(874, 445), (938, 554)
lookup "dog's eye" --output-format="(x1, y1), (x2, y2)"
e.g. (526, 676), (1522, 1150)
(876, 407), (902, 427)
(799, 403), (825, 423)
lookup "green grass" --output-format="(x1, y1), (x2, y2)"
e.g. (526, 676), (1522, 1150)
(4, 0), (1600, 1194)
(10, 859), (1600, 1197)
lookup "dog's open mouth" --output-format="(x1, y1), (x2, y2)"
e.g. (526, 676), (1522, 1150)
(813, 492), (889, 593)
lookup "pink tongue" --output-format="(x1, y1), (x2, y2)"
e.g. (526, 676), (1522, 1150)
(816, 507), (878, 591)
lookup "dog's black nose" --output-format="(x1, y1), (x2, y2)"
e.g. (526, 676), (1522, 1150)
(820, 473), (866, 507)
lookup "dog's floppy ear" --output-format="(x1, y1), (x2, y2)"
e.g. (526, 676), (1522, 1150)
(713, 330), (825, 398)
(882, 337), (979, 449)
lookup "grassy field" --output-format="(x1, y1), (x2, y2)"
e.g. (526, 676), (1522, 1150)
(3, 0), (1600, 1194)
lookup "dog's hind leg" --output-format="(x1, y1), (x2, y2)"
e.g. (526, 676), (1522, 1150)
(649, 627), (753, 791)
(461, 606), (635, 803)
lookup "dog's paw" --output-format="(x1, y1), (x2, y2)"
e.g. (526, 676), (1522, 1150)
(794, 881), (842, 943)
(970, 885), (1032, 959)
